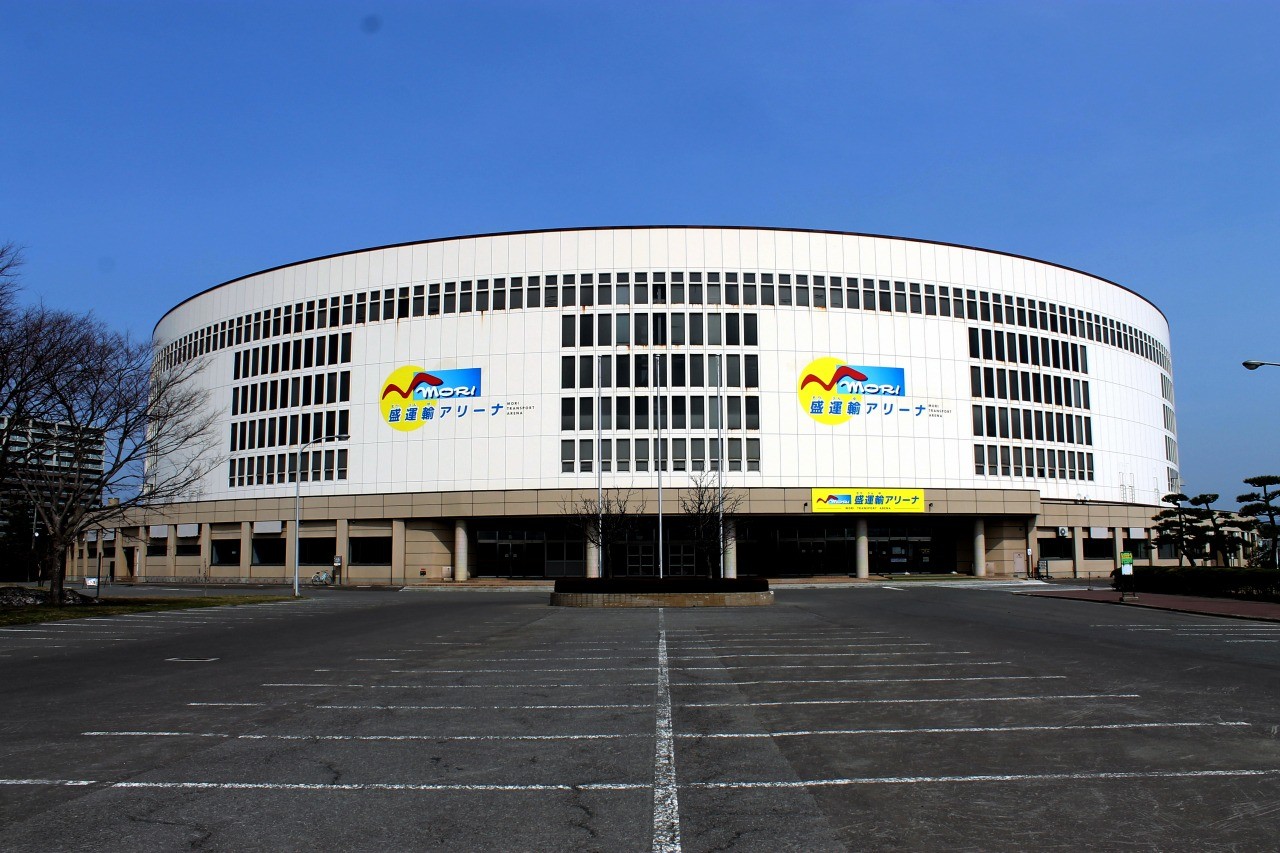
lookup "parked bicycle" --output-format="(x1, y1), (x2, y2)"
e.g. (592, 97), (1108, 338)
(310, 570), (333, 586)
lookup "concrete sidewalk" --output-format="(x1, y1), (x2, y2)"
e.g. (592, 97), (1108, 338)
(1020, 587), (1280, 623)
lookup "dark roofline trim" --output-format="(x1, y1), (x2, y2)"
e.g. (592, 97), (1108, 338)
(154, 225), (1167, 331)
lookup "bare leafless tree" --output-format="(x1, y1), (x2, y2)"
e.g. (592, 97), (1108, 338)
(679, 471), (744, 577)
(562, 488), (647, 577)
(4, 310), (220, 601)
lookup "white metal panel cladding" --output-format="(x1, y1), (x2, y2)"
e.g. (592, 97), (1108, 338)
(153, 227), (1176, 507)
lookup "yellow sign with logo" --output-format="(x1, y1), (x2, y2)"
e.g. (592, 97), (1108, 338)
(811, 488), (926, 513)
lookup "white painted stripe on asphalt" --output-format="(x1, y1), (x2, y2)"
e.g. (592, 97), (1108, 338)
(189, 702), (265, 707)
(689, 768), (1280, 789)
(0, 778), (647, 792)
(405, 656), (658, 664)
(669, 639), (914, 648)
(683, 693), (1141, 708)
(673, 647), (932, 659)
(882, 586), (906, 591)
(652, 609), (681, 853)
(355, 658), (402, 661)
(264, 682), (656, 690)
(387, 667), (660, 674)
(84, 731), (647, 742)
(672, 675), (1066, 687)
(318, 703), (654, 711)
(683, 722), (1249, 738)
(681, 661), (982, 672)
(690, 661), (1013, 671)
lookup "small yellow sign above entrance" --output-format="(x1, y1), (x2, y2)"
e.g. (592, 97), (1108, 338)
(811, 488), (926, 513)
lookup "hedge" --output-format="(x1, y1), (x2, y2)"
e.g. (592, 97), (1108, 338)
(1117, 566), (1280, 601)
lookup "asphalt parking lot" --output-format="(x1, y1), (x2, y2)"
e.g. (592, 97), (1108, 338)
(1, 584), (1279, 851)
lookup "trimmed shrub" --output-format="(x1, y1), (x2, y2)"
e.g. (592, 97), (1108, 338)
(1117, 567), (1280, 601)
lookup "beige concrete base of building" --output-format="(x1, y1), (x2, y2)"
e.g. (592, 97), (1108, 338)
(73, 488), (1192, 585)
(550, 591), (775, 608)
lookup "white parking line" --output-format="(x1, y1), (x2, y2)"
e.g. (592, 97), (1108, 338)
(317, 703), (654, 711)
(684, 721), (1249, 738)
(652, 609), (680, 853)
(673, 647), (932, 659)
(0, 778), (648, 792)
(680, 660), (981, 671)
(263, 682), (656, 689)
(690, 768), (1280, 789)
(682, 693), (1141, 708)
(672, 675), (1066, 687)
(84, 731), (648, 742)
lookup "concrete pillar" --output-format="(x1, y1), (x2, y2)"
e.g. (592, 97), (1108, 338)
(136, 527), (148, 580)
(1071, 526), (1085, 579)
(855, 518), (870, 579)
(586, 535), (600, 578)
(1113, 527), (1125, 575)
(335, 518), (349, 584)
(166, 525), (178, 579)
(391, 519), (406, 585)
(724, 519), (738, 579)
(454, 519), (469, 581)
(239, 522), (252, 580)
(285, 522), (297, 585)
(198, 523), (211, 582)
(972, 518), (987, 577)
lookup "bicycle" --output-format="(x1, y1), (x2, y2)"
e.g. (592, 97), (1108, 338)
(309, 570), (333, 586)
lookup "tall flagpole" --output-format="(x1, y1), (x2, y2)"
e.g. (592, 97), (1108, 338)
(716, 353), (725, 579)
(655, 352), (664, 579)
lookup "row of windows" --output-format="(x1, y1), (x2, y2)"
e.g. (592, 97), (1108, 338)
(230, 371), (351, 416)
(968, 328), (1088, 375)
(562, 354), (760, 390)
(228, 449), (349, 488)
(1166, 436), (1179, 465)
(230, 410), (351, 453)
(561, 436), (762, 473)
(971, 405), (1093, 446)
(232, 333), (353, 380)
(975, 444), (1096, 481)
(560, 395), (761, 431)
(162, 287), (421, 368)
(1163, 405), (1176, 435)
(162, 268), (1169, 376)
(970, 367), (1091, 409)
(561, 311), (760, 348)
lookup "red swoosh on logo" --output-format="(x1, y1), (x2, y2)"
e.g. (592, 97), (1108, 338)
(381, 371), (443, 400)
(816, 494), (841, 504)
(800, 365), (868, 391)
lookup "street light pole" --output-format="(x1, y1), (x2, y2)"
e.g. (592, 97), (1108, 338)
(293, 432), (349, 597)
(1240, 360), (1279, 568)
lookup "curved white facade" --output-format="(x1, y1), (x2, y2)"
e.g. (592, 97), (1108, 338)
(155, 227), (1176, 506)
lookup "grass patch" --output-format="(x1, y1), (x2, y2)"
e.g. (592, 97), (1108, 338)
(0, 596), (298, 627)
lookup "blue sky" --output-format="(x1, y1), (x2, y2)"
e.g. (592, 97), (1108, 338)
(2, 1), (1277, 505)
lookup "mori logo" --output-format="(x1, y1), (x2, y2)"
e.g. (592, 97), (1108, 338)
(797, 357), (907, 425)
(379, 366), (482, 432)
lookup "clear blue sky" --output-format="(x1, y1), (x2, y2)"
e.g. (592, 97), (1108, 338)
(2, 1), (1277, 505)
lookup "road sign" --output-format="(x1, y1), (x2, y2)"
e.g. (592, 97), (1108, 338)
(1120, 551), (1134, 566)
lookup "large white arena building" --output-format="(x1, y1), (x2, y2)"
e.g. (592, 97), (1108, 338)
(74, 226), (1181, 584)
